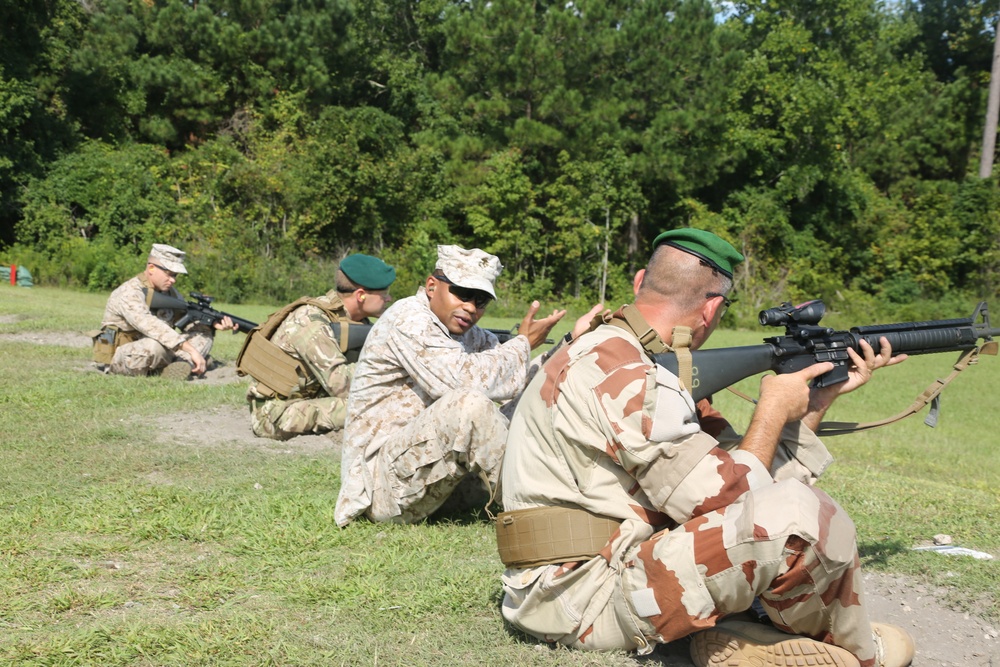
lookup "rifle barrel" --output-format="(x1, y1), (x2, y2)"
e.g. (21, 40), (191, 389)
(851, 319), (1000, 357)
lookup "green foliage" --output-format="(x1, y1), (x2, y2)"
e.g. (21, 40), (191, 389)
(17, 140), (177, 252)
(4, 0), (1000, 317)
(64, 0), (355, 147)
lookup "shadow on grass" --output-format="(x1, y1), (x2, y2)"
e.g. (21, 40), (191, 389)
(858, 538), (911, 567)
(425, 503), (498, 526)
(425, 474), (500, 526)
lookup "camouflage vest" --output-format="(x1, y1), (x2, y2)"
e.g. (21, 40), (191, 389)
(236, 295), (352, 399)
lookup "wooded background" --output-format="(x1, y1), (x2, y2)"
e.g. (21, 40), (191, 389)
(3, 0), (1000, 325)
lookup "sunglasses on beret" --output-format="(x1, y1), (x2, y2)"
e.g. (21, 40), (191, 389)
(435, 274), (493, 310)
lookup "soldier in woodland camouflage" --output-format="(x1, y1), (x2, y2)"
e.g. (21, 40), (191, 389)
(93, 244), (237, 378)
(499, 229), (916, 667)
(334, 245), (602, 527)
(246, 254), (396, 440)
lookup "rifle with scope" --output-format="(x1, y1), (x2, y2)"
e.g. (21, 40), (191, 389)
(653, 300), (1000, 404)
(144, 289), (258, 334)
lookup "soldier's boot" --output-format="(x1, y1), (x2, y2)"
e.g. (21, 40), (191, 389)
(872, 623), (915, 667)
(689, 620), (861, 667)
(160, 361), (193, 381)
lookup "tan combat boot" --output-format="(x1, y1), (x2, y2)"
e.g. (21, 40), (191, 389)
(872, 623), (915, 667)
(160, 360), (193, 380)
(689, 620), (861, 667)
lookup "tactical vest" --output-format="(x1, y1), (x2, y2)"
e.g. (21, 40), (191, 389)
(236, 296), (353, 399)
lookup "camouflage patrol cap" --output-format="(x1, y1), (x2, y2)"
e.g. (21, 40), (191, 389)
(340, 253), (396, 290)
(652, 228), (744, 278)
(435, 245), (502, 299)
(148, 244), (188, 275)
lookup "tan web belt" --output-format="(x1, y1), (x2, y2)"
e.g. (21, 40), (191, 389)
(495, 506), (621, 569)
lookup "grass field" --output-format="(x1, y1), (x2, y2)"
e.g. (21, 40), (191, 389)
(0, 285), (997, 665)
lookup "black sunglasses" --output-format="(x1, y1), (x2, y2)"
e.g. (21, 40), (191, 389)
(435, 274), (493, 309)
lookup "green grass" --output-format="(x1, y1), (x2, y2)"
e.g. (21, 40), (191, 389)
(0, 285), (997, 664)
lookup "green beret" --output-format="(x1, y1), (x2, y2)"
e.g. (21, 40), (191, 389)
(652, 228), (744, 278)
(340, 253), (396, 290)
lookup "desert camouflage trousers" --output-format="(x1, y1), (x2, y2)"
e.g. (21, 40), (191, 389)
(367, 390), (507, 524)
(503, 480), (877, 665)
(248, 395), (348, 440)
(108, 331), (213, 377)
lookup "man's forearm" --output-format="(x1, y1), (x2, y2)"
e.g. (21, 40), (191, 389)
(738, 403), (787, 470)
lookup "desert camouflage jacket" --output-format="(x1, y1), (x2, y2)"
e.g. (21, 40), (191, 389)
(245, 290), (354, 401)
(499, 319), (833, 629)
(334, 287), (533, 526)
(100, 273), (205, 351)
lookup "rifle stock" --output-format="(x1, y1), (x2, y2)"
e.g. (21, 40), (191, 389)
(145, 289), (257, 334)
(653, 301), (1000, 403)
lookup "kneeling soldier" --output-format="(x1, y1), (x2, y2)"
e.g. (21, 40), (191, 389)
(93, 244), (237, 379)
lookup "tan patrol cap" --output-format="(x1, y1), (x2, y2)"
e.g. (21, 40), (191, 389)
(148, 243), (188, 275)
(435, 245), (502, 298)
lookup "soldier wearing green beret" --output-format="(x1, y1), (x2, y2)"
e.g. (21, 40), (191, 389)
(498, 229), (915, 667)
(243, 253), (396, 440)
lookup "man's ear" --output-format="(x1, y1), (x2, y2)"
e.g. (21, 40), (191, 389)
(701, 296), (721, 326)
(425, 275), (436, 293)
(632, 269), (645, 296)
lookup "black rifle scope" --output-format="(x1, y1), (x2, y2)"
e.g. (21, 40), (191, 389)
(759, 299), (827, 327)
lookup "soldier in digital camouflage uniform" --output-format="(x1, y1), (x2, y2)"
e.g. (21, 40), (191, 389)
(499, 229), (915, 667)
(246, 254), (396, 440)
(94, 244), (237, 378)
(334, 245), (601, 527)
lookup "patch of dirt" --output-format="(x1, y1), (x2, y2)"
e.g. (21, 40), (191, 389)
(0, 330), (91, 347)
(189, 362), (245, 386)
(147, 402), (340, 455)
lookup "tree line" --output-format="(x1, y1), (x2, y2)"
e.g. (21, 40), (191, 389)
(2, 0), (1000, 325)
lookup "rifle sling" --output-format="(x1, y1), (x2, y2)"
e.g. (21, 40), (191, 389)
(724, 344), (997, 436)
(604, 305), (695, 392)
(815, 343), (995, 436)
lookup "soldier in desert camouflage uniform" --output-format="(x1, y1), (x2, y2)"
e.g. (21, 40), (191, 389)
(93, 244), (237, 378)
(498, 229), (915, 667)
(334, 245), (600, 527)
(246, 254), (396, 440)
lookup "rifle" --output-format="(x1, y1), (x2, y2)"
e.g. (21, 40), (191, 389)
(329, 322), (549, 353)
(653, 300), (1000, 405)
(145, 289), (258, 334)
